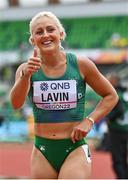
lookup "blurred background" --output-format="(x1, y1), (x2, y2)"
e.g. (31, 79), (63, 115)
(0, 0), (128, 179)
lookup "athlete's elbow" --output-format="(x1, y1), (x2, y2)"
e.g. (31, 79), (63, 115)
(12, 103), (23, 110)
(10, 94), (23, 110)
(10, 99), (23, 110)
(110, 91), (119, 108)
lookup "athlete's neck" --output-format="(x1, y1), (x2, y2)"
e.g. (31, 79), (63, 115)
(41, 51), (66, 68)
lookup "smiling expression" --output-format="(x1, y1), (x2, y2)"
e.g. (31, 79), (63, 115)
(31, 16), (63, 53)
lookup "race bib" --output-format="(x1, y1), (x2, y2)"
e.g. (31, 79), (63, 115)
(33, 80), (77, 110)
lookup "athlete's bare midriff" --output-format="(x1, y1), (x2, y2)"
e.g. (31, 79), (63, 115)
(35, 121), (80, 139)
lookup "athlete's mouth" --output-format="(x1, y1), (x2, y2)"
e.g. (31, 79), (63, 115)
(42, 40), (52, 46)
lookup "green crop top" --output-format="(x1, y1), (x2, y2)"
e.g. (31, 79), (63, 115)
(28, 52), (86, 123)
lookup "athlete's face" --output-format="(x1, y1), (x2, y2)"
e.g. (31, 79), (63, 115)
(31, 16), (63, 53)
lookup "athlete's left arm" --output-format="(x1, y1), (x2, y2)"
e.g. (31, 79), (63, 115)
(79, 57), (118, 122)
(71, 57), (118, 143)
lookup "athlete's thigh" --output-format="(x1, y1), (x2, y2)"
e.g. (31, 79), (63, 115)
(58, 144), (92, 179)
(30, 146), (58, 179)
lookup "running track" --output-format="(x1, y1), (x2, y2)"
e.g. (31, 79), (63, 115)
(0, 142), (116, 179)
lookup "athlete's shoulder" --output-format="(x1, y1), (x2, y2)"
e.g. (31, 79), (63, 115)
(66, 51), (96, 68)
(75, 55), (99, 78)
(76, 55), (95, 67)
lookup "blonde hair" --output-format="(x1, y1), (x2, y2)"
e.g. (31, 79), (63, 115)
(29, 11), (66, 44)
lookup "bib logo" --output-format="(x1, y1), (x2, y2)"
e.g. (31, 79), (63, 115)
(40, 82), (49, 91)
(40, 82), (70, 91)
(50, 82), (70, 90)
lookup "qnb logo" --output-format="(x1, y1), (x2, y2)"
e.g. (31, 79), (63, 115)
(40, 82), (49, 91)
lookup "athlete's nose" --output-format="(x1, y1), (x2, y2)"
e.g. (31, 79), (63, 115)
(43, 30), (49, 37)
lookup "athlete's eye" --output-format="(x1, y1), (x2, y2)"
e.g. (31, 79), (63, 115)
(35, 31), (43, 36)
(47, 27), (55, 33)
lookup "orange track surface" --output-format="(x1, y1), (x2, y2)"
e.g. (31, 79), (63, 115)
(0, 142), (116, 179)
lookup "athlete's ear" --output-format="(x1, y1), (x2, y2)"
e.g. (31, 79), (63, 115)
(60, 31), (64, 41)
(29, 36), (35, 46)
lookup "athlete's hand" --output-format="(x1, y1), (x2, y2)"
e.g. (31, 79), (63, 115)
(70, 118), (93, 143)
(23, 48), (41, 77)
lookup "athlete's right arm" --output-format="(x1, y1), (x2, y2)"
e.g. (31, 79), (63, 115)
(10, 48), (41, 109)
(10, 63), (31, 109)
